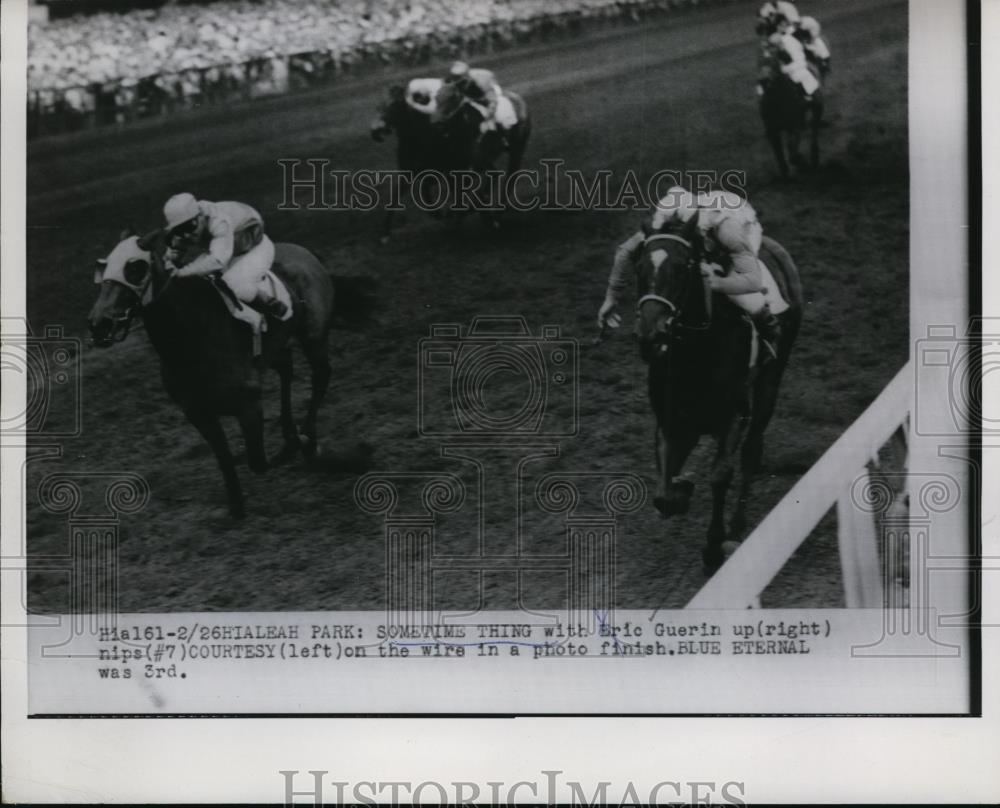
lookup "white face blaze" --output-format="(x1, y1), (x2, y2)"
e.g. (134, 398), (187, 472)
(94, 236), (154, 301)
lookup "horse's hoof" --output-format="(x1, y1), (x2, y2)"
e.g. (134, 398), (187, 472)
(721, 540), (741, 558)
(274, 442), (300, 464)
(653, 493), (689, 518)
(702, 546), (725, 574)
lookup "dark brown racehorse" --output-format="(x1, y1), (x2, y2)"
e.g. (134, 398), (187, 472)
(88, 229), (338, 519)
(432, 82), (532, 175)
(371, 81), (531, 237)
(758, 52), (823, 178)
(635, 214), (803, 570)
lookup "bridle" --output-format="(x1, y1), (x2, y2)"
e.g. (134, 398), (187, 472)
(92, 238), (175, 345)
(636, 232), (693, 319)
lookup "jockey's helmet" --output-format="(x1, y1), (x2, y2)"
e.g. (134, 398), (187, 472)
(758, 1), (777, 20)
(449, 61), (470, 79)
(163, 192), (201, 233)
(799, 16), (821, 38)
(776, 1), (799, 18)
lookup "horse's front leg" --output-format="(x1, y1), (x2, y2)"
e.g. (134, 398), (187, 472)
(237, 399), (269, 475)
(186, 409), (245, 519)
(706, 413), (750, 571)
(300, 337), (332, 461)
(766, 125), (789, 179)
(652, 422), (699, 518)
(272, 349), (301, 464)
(382, 170), (411, 243)
(788, 125), (805, 168)
(809, 98), (823, 168)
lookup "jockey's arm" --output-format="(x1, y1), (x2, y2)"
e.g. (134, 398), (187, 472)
(811, 36), (831, 60)
(598, 230), (644, 328)
(704, 217), (764, 296)
(707, 250), (764, 296)
(605, 231), (645, 303)
(468, 69), (500, 114)
(175, 216), (234, 277)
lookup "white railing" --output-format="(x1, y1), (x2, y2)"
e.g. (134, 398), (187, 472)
(686, 361), (912, 610)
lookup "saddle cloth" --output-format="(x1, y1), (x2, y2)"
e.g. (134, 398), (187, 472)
(405, 77), (442, 115)
(212, 269), (294, 356)
(495, 92), (518, 128)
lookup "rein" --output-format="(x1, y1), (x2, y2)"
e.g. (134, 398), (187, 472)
(637, 231), (712, 333)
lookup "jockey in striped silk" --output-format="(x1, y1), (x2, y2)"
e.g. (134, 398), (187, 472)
(162, 193), (290, 322)
(597, 187), (782, 361)
(757, 0), (800, 36)
(443, 61), (518, 133)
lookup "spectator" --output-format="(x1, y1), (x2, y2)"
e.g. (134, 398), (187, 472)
(28, 0), (686, 133)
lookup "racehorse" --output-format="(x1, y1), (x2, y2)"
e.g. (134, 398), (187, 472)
(432, 81), (532, 175)
(371, 80), (531, 238)
(635, 213), (803, 570)
(758, 59), (823, 178)
(88, 229), (339, 519)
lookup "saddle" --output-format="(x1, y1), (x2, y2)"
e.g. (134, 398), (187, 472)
(209, 267), (295, 358)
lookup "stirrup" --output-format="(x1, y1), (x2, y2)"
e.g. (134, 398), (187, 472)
(263, 299), (289, 320)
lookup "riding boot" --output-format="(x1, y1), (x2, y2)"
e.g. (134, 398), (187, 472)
(211, 274), (243, 310)
(751, 304), (782, 364)
(252, 294), (289, 321)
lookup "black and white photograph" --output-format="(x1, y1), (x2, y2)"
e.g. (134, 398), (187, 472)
(1, 0), (994, 800)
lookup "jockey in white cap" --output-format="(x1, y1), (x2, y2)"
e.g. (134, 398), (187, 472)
(597, 187), (782, 361)
(442, 60), (518, 133)
(794, 16), (831, 78)
(162, 193), (290, 321)
(757, 0), (800, 37)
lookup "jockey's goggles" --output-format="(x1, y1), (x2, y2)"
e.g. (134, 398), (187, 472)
(168, 217), (199, 239)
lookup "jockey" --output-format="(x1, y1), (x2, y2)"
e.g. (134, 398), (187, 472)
(757, 0), (800, 37)
(794, 16), (831, 77)
(443, 61), (515, 134)
(765, 28), (820, 98)
(162, 193), (290, 321)
(597, 187), (782, 361)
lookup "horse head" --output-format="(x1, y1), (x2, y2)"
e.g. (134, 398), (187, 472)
(635, 211), (705, 358)
(88, 227), (171, 347)
(431, 81), (483, 137)
(371, 84), (406, 142)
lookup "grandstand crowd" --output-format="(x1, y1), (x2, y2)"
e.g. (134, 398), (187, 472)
(27, 0), (718, 135)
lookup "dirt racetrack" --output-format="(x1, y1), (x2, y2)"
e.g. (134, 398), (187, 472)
(25, 0), (908, 613)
